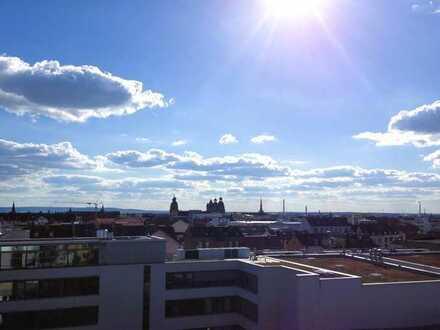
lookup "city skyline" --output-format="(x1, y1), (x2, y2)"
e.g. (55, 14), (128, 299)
(2, 0), (440, 213)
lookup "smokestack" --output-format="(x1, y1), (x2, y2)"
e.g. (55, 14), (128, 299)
(305, 205), (308, 216)
(283, 199), (285, 215)
(418, 201), (422, 216)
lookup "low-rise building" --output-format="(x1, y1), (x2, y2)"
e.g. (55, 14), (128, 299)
(307, 216), (352, 235)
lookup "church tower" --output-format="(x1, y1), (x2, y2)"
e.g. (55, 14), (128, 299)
(170, 196), (179, 217)
(218, 197), (225, 214)
(258, 198), (265, 215)
(11, 201), (16, 214)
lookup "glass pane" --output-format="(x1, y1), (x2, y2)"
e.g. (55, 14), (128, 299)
(0, 282), (13, 302)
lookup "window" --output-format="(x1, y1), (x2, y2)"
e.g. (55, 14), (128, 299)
(185, 250), (199, 260)
(0, 276), (99, 302)
(143, 266), (151, 330)
(0, 306), (98, 329)
(224, 249), (239, 259)
(165, 296), (257, 322)
(184, 326), (244, 330)
(166, 270), (258, 294)
(0, 244), (99, 270)
(0, 282), (12, 302)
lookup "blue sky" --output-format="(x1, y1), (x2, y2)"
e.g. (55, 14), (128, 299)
(1, 0), (440, 212)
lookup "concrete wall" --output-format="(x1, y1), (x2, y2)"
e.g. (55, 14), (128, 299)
(149, 260), (262, 330)
(99, 237), (165, 265)
(0, 264), (145, 330)
(292, 275), (440, 330)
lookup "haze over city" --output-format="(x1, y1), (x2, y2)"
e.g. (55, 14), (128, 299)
(2, 0), (440, 213)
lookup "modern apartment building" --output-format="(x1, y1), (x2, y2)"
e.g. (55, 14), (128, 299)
(0, 235), (440, 330)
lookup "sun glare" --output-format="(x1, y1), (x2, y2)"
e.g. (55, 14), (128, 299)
(263, 0), (323, 21)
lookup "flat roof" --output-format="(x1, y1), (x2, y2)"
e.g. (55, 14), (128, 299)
(256, 257), (348, 278)
(391, 254), (440, 268)
(277, 256), (440, 283)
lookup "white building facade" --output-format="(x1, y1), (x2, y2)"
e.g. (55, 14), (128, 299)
(0, 236), (440, 330)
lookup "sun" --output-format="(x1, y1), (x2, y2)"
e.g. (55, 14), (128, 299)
(263, 0), (323, 21)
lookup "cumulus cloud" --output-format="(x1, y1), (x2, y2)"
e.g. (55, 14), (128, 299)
(171, 140), (188, 147)
(4, 138), (440, 210)
(354, 100), (440, 147)
(0, 138), (96, 178)
(169, 153), (289, 179)
(104, 148), (289, 179)
(219, 134), (238, 145)
(0, 55), (169, 122)
(105, 149), (180, 168)
(250, 134), (277, 144)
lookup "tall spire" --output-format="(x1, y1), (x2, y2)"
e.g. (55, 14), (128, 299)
(258, 198), (264, 214)
(11, 201), (16, 214)
(170, 195), (179, 217)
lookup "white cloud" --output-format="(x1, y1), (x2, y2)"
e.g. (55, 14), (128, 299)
(104, 148), (289, 179)
(412, 1), (440, 14)
(4, 138), (440, 211)
(135, 137), (151, 143)
(354, 100), (440, 147)
(219, 134), (238, 145)
(43, 175), (190, 192)
(0, 138), (96, 178)
(171, 140), (188, 147)
(105, 149), (180, 168)
(424, 149), (440, 167)
(250, 134), (277, 144)
(0, 55), (170, 122)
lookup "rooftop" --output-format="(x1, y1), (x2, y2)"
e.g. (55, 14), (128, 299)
(0, 235), (161, 246)
(276, 256), (440, 283)
(391, 254), (440, 268)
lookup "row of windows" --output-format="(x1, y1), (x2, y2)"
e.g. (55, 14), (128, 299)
(166, 270), (258, 294)
(165, 296), (258, 322)
(184, 249), (240, 260)
(0, 306), (98, 329)
(0, 276), (99, 302)
(184, 326), (245, 330)
(143, 266), (151, 330)
(0, 245), (99, 270)
(0, 244), (95, 252)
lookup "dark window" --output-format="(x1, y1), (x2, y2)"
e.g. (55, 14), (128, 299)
(0, 276), (98, 302)
(185, 250), (199, 260)
(0, 306), (98, 329)
(184, 327), (245, 330)
(165, 296), (257, 322)
(224, 249), (239, 259)
(143, 266), (151, 330)
(0, 282), (12, 302)
(166, 270), (258, 294)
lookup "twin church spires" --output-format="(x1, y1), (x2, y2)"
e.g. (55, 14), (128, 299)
(206, 197), (225, 214)
(169, 196), (226, 216)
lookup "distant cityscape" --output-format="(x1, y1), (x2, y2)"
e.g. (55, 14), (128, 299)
(0, 196), (440, 329)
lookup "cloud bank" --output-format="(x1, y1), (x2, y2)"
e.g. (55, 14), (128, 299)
(0, 138), (95, 178)
(3, 137), (440, 211)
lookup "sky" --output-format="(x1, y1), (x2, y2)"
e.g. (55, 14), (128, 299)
(1, 0), (440, 213)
